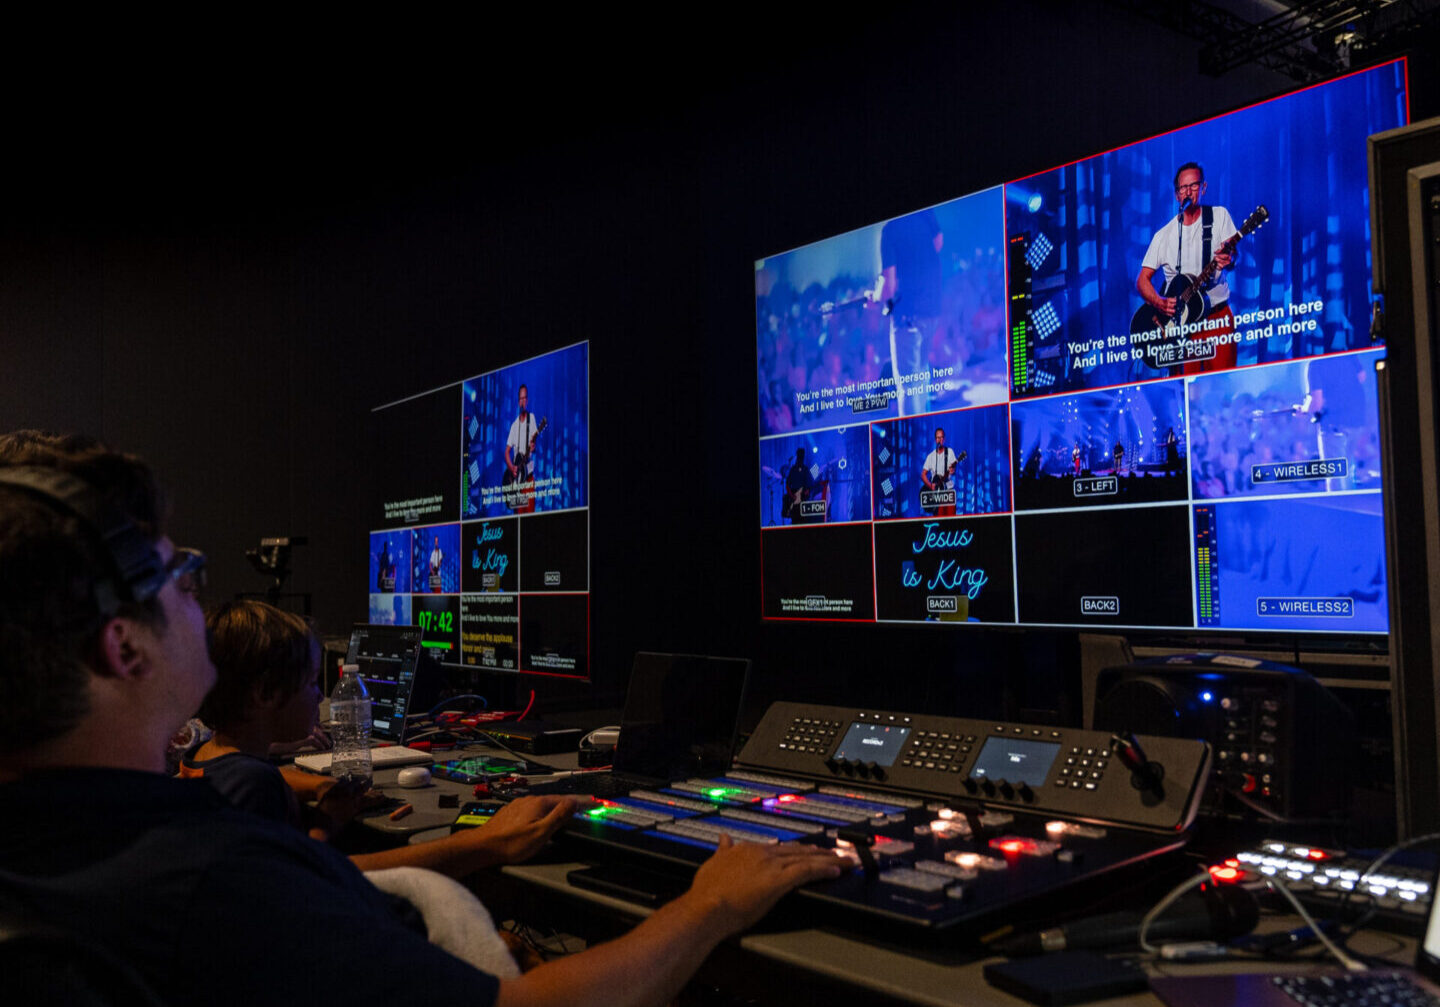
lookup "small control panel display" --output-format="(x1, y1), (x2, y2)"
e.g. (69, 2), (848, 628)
(971, 737), (1061, 786)
(834, 722), (911, 767)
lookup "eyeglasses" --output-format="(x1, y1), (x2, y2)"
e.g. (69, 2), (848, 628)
(1175, 181), (1204, 194)
(167, 548), (208, 596)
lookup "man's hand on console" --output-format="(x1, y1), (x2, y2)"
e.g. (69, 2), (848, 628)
(684, 835), (846, 935)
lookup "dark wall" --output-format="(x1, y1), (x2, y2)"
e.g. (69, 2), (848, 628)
(2, 6), (1433, 715)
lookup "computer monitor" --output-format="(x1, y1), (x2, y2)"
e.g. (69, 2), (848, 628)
(614, 653), (752, 781)
(344, 623), (426, 743)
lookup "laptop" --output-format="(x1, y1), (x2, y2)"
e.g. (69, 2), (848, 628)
(294, 624), (434, 773)
(525, 652), (751, 797)
(1151, 867), (1440, 1006)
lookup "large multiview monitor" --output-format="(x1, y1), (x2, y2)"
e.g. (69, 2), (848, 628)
(755, 60), (1407, 637)
(368, 341), (590, 678)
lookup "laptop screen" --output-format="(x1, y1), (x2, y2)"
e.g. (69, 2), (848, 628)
(345, 624), (425, 743)
(613, 653), (750, 781)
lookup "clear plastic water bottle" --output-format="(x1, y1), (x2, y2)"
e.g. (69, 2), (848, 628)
(329, 663), (373, 789)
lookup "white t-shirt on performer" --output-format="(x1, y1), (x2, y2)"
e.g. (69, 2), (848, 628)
(507, 414), (537, 477)
(1140, 206), (1238, 307)
(923, 447), (956, 482)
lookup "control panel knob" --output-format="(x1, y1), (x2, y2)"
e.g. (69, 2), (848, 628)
(998, 780), (1014, 800)
(866, 762), (886, 781)
(856, 762), (872, 780)
(825, 757), (840, 774)
(981, 778), (997, 797)
(840, 759), (856, 777)
(963, 777), (979, 795)
(1018, 783), (1034, 803)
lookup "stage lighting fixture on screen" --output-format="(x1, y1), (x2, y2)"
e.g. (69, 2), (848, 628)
(755, 60), (1406, 637)
(1032, 301), (1061, 339)
(1025, 233), (1053, 270)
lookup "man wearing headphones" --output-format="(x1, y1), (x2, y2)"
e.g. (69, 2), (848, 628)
(0, 431), (842, 1007)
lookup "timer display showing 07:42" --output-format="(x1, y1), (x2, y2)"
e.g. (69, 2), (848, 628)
(416, 609), (455, 634)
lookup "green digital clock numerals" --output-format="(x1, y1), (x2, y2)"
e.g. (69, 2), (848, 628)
(416, 609), (454, 634)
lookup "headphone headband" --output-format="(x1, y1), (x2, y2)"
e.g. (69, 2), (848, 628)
(0, 466), (166, 615)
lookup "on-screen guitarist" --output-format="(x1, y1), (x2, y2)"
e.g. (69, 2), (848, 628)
(921, 427), (964, 517)
(783, 447), (815, 523)
(1136, 162), (1237, 375)
(504, 383), (544, 513)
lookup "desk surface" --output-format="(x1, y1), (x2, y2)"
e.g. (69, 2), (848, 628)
(331, 747), (1422, 1005)
(312, 745), (585, 836)
(501, 860), (1421, 1007)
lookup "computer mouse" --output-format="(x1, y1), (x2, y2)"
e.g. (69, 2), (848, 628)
(397, 767), (432, 789)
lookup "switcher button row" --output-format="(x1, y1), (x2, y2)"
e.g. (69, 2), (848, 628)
(656, 821), (776, 845)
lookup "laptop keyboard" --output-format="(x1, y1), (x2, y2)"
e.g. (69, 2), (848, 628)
(1273, 973), (1440, 1006)
(292, 746), (432, 773)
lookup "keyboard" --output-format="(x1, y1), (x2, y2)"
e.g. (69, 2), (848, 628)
(292, 746), (432, 773)
(1271, 973), (1440, 1006)
(1211, 840), (1434, 934)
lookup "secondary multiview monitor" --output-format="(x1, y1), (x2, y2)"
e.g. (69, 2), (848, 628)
(367, 341), (590, 678)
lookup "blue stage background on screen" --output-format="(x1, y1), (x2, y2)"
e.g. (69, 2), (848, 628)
(871, 405), (1011, 520)
(756, 187), (1008, 436)
(1006, 62), (1405, 396)
(411, 523), (461, 593)
(369, 593), (412, 626)
(1012, 381), (1189, 510)
(369, 529), (412, 593)
(463, 342), (589, 519)
(1209, 495), (1387, 632)
(1013, 381), (1187, 477)
(1188, 350), (1383, 499)
(759, 426), (873, 527)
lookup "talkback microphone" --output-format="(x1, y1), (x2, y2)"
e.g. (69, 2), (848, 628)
(990, 885), (1258, 956)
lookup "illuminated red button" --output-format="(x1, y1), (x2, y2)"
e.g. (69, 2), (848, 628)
(987, 835), (1058, 857)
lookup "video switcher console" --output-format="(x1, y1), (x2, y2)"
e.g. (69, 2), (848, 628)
(560, 702), (1212, 933)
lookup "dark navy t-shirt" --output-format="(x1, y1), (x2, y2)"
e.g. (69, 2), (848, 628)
(880, 208), (943, 318)
(178, 749), (299, 827)
(0, 769), (499, 1007)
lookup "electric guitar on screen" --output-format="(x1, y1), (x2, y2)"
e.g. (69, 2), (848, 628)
(782, 461), (838, 522)
(1130, 205), (1270, 336)
(501, 416), (547, 512)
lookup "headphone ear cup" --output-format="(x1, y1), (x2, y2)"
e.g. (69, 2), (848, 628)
(0, 466), (164, 613)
